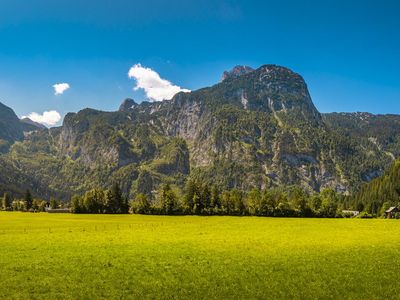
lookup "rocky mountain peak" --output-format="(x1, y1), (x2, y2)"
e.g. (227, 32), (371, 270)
(119, 98), (137, 112)
(221, 65), (254, 81)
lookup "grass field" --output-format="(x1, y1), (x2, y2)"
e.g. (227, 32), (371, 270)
(0, 213), (399, 299)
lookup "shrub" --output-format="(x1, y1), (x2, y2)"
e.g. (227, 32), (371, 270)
(356, 212), (374, 219)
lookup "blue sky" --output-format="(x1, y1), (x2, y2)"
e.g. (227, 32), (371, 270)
(0, 0), (399, 126)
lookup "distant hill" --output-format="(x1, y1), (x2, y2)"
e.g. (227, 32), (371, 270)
(0, 64), (400, 199)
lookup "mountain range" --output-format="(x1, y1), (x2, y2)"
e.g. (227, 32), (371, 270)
(1, 64), (400, 200)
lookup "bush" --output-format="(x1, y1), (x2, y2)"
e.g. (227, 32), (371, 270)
(356, 212), (374, 219)
(340, 212), (355, 218)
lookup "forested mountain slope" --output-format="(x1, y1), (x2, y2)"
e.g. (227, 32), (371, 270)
(348, 159), (400, 214)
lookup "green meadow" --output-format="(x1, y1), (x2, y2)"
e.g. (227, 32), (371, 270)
(0, 212), (399, 299)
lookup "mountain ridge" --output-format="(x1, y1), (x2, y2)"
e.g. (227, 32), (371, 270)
(1, 64), (399, 200)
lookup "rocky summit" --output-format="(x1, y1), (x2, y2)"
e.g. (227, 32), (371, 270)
(1, 64), (400, 199)
(221, 65), (254, 81)
(119, 98), (138, 112)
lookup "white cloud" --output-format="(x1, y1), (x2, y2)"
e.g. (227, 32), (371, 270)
(53, 83), (70, 95)
(128, 63), (190, 101)
(22, 111), (62, 126)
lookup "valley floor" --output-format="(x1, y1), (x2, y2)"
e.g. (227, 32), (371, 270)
(0, 213), (399, 299)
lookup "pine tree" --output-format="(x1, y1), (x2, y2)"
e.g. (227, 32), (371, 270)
(24, 190), (33, 210)
(50, 198), (58, 209)
(70, 195), (83, 213)
(107, 182), (123, 213)
(210, 186), (221, 209)
(230, 189), (245, 215)
(160, 184), (177, 215)
(200, 184), (211, 213)
(183, 179), (197, 212)
(246, 188), (261, 215)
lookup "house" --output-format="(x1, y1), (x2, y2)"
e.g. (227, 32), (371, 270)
(384, 207), (399, 219)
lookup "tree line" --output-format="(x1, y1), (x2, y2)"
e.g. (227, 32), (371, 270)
(2, 178), (395, 218)
(70, 183), (129, 214)
(1, 190), (62, 212)
(129, 180), (347, 217)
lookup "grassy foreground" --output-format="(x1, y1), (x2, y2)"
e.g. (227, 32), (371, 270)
(0, 213), (399, 299)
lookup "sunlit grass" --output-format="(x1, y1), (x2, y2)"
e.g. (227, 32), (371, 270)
(0, 212), (399, 299)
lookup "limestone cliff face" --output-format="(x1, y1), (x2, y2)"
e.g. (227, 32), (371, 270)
(145, 65), (332, 191)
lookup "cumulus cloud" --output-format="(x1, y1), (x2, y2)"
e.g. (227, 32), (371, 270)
(22, 110), (62, 126)
(53, 83), (70, 95)
(128, 63), (190, 101)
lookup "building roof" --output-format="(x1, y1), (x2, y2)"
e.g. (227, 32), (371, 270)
(385, 207), (399, 213)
